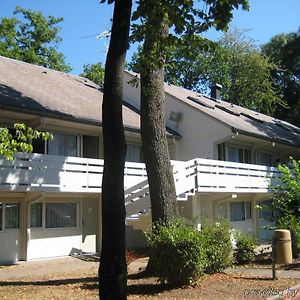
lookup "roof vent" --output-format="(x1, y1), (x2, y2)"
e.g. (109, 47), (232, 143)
(211, 83), (222, 100)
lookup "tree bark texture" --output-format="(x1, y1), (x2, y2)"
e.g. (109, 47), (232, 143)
(140, 19), (178, 225)
(99, 0), (132, 299)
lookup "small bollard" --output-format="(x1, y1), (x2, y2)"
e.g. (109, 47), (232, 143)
(272, 229), (293, 280)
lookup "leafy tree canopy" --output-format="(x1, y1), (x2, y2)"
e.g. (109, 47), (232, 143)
(130, 0), (249, 69)
(0, 6), (71, 72)
(262, 29), (300, 125)
(129, 28), (284, 116)
(0, 123), (53, 160)
(79, 62), (105, 88)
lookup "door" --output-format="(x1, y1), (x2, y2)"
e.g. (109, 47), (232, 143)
(0, 203), (21, 262)
(82, 199), (98, 253)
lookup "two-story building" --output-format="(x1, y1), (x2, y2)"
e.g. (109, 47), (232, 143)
(0, 56), (299, 263)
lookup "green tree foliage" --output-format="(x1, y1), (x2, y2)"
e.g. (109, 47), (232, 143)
(129, 28), (283, 115)
(146, 219), (233, 286)
(0, 6), (71, 72)
(80, 63), (105, 88)
(234, 233), (255, 265)
(0, 123), (52, 160)
(271, 158), (300, 258)
(271, 158), (300, 219)
(146, 219), (207, 286)
(262, 30), (300, 125)
(130, 0), (249, 225)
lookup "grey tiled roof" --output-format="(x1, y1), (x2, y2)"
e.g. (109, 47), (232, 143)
(124, 70), (300, 148)
(0, 56), (140, 131)
(164, 82), (300, 147)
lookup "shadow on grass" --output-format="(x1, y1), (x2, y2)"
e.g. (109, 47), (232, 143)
(127, 282), (173, 296)
(0, 276), (98, 287)
(127, 270), (175, 296)
(233, 276), (274, 281)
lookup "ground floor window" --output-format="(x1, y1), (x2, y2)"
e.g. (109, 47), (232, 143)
(30, 202), (78, 229)
(46, 203), (76, 228)
(30, 203), (43, 227)
(0, 203), (20, 230)
(230, 201), (251, 221)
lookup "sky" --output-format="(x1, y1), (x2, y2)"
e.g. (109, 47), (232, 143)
(0, 0), (299, 75)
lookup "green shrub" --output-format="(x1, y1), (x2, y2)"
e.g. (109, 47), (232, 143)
(146, 219), (206, 286)
(277, 215), (300, 258)
(234, 233), (256, 265)
(201, 222), (233, 273)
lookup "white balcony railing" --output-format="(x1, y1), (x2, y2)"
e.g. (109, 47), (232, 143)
(124, 158), (280, 217)
(0, 153), (279, 196)
(0, 153), (147, 193)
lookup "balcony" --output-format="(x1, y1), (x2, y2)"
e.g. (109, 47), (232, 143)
(0, 153), (147, 193)
(0, 153), (279, 195)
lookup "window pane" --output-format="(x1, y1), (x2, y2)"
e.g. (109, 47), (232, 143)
(5, 203), (20, 229)
(83, 135), (99, 159)
(230, 202), (245, 221)
(46, 203), (76, 228)
(126, 144), (141, 162)
(30, 203), (42, 227)
(244, 149), (250, 164)
(228, 147), (240, 162)
(245, 202), (252, 219)
(48, 133), (78, 157)
(256, 152), (272, 166)
(228, 146), (250, 163)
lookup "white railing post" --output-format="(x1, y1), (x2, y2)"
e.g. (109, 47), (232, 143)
(195, 159), (199, 192)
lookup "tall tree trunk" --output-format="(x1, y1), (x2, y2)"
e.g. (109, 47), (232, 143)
(140, 19), (178, 225)
(99, 0), (132, 299)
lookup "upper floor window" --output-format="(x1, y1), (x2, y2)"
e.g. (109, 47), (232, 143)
(47, 132), (78, 157)
(228, 146), (250, 164)
(126, 144), (142, 162)
(256, 152), (272, 166)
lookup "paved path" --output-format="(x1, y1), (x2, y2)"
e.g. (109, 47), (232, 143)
(0, 254), (99, 280)
(225, 266), (300, 279)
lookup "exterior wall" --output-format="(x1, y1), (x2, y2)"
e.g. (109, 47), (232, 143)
(0, 192), (100, 262)
(26, 196), (100, 260)
(165, 94), (231, 160)
(177, 192), (273, 238)
(123, 72), (232, 161)
(27, 228), (82, 260)
(0, 230), (21, 262)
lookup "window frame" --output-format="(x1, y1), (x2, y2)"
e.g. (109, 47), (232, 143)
(229, 201), (252, 222)
(0, 202), (20, 231)
(227, 144), (251, 164)
(30, 201), (79, 230)
(256, 151), (273, 166)
(46, 131), (81, 157)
